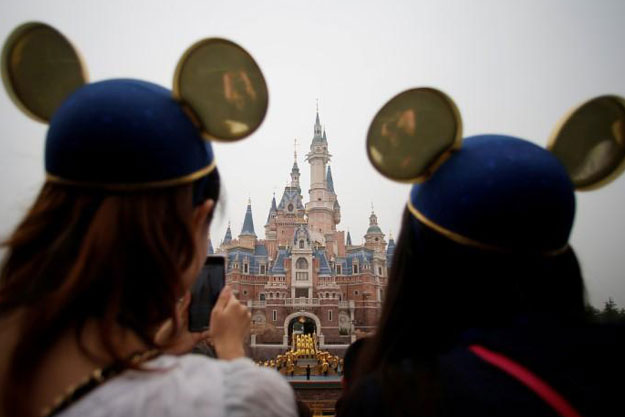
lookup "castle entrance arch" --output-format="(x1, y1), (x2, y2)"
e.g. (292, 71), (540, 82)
(283, 311), (323, 347)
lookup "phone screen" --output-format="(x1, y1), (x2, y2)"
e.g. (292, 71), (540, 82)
(188, 256), (225, 332)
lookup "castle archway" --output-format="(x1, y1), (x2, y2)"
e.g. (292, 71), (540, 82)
(283, 311), (323, 347)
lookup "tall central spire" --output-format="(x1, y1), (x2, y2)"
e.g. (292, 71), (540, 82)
(314, 102), (322, 139)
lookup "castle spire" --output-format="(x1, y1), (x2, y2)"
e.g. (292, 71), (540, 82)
(291, 141), (301, 188)
(240, 200), (256, 237)
(266, 194), (278, 225)
(346, 231), (352, 246)
(314, 101), (322, 139)
(326, 165), (335, 193)
(223, 221), (232, 245)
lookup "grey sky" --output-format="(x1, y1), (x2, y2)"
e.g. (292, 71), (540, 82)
(1, 0), (624, 307)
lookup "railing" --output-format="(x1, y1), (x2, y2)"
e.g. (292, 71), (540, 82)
(284, 298), (321, 307)
(338, 301), (355, 309)
(247, 300), (266, 308)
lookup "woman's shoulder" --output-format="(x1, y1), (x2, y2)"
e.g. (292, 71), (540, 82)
(59, 354), (297, 417)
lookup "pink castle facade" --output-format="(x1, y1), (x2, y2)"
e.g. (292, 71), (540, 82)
(216, 110), (395, 354)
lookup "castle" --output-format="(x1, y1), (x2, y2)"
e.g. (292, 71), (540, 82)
(215, 109), (394, 352)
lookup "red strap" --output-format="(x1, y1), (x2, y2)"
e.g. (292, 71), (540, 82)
(469, 344), (582, 417)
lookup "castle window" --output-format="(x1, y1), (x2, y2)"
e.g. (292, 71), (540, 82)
(326, 292), (329, 298)
(272, 310), (277, 321)
(243, 290), (248, 296)
(260, 265), (266, 275)
(375, 237), (379, 241)
(299, 240), (304, 248)
(260, 294), (266, 301)
(355, 290), (359, 296)
(296, 257), (308, 269)
(296, 272), (308, 281)
(353, 264), (359, 274)
(336, 265), (342, 274)
(328, 310), (333, 321)
(378, 267), (382, 275)
(243, 263), (249, 274)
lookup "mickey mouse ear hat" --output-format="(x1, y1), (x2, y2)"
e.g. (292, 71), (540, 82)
(367, 88), (625, 255)
(2, 22), (268, 192)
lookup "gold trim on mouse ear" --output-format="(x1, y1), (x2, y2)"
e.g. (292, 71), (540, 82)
(366, 88), (462, 183)
(1, 22), (88, 123)
(173, 38), (269, 142)
(548, 95), (625, 191)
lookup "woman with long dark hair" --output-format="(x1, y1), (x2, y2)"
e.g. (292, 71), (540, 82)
(0, 23), (296, 417)
(338, 89), (625, 417)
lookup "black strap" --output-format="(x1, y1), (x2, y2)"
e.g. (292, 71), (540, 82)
(41, 350), (160, 417)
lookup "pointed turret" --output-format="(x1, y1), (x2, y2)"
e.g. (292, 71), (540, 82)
(240, 199), (256, 237)
(386, 231), (396, 266)
(266, 194), (278, 225)
(326, 166), (335, 193)
(386, 232), (395, 255)
(346, 231), (352, 246)
(312, 106), (324, 144)
(291, 140), (301, 189)
(207, 238), (214, 255)
(223, 222), (232, 245)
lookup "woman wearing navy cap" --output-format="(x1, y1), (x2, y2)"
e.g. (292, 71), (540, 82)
(0, 23), (296, 417)
(337, 89), (625, 417)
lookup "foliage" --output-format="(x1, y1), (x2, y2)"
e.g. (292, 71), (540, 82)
(585, 298), (625, 323)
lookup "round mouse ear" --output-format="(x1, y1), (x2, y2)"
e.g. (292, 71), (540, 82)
(1, 22), (87, 123)
(173, 38), (268, 142)
(548, 95), (625, 190)
(366, 88), (462, 183)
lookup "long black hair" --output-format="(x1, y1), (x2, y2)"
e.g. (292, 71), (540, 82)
(345, 208), (586, 416)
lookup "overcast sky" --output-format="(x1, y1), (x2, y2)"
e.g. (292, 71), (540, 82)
(1, 0), (624, 307)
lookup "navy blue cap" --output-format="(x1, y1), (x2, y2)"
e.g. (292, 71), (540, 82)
(408, 135), (575, 253)
(45, 79), (214, 188)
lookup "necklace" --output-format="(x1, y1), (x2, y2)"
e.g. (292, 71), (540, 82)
(40, 349), (161, 417)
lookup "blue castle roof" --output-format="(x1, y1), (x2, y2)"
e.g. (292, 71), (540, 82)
(326, 166), (335, 193)
(240, 201), (256, 236)
(266, 195), (277, 225)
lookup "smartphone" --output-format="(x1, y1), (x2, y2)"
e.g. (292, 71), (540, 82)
(188, 255), (225, 332)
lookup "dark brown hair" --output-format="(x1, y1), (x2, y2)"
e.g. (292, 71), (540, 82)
(0, 170), (220, 416)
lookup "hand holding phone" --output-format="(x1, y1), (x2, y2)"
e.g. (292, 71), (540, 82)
(209, 286), (251, 360)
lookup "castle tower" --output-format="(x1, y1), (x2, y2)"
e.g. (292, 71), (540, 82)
(364, 208), (386, 253)
(305, 109), (339, 243)
(291, 224), (314, 299)
(239, 199), (257, 249)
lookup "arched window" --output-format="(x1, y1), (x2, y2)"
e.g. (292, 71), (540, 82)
(296, 257), (308, 269)
(260, 294), (266, 301)
(299, 240), (304, 248)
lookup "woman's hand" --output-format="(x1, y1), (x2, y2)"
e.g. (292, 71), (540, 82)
(153, 292), (211, 355)
(209, 286), (251, 360)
